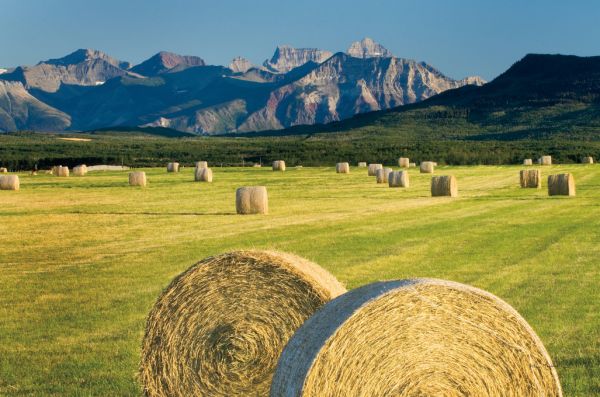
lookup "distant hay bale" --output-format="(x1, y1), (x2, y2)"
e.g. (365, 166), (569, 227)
(140, 250), (346, 397)
(388, 170), (409, 188)
(520, 169), (541, 188)
(167, 162), (180, 172)
(375, 167), (392, 184)
(367, 163), (382, 176)
(409, 162), (416, 168)
(195, 167), (213, 182)
(0, 167), (7, 173)
(129, 172), (147, 187)
(253, 163), (262, 167)
(51, 166), (60, 176)
(0, 175), (19, 191)
(57, 166), (69, 177)
(236, 186), (268, 214)
(431, 175), (458, 197)
(195, 161), (208, 169)
(548, 173), (575, 196)
(271, 278), (562, 397)
(273, 160), (286, 171)
(541, 155), (552, 165)
(72, 164), (87, 176)
(420, 161), (435, 174)
(336, 162), (350, 174)
(357, 162), (367, 167)
(432, 162), (438, 167)
(398, 157), (410, 168)
(523, 159), (533, 166)
(582, 156), (594, 164)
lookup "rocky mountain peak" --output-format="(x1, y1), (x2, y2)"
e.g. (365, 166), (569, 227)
(263, 45), (333, 73)
(229, 56), (253, 73)
(130, 52), (205, 76)
(43, 48), (131, 69)
(347, 38), (393, 58)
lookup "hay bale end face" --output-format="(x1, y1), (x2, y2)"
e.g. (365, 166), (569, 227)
(57, 166), (70, 177)
(357, 162), (367, 167)
(541, 155), (552, 165)
(195, 167), (213, 182)
(129, 172), (147, 187)
(548, 173), (575, 196)
(273, 160), (286, 171)
(420, 161), (435, 174)
(523, 159), (533, 166)
(389, 170), (409, 188)
(520, 169), (541, 188)
(0, 175), (20, 191)
(0, 167), (7, 173)
(140, 250), (346, 397)
(376, 167), (392, 184)
(236, 186), (268, 214)
(582, 156), (594, 164)
(336, 162), (350, 174)
(195, 161), (208, 169)
(167, 162), (180, 173)
(431, 175), (458, 197)
(271, 279), (562, 397)
(367, 163), (383, 176)
(398, 157), (410, 168)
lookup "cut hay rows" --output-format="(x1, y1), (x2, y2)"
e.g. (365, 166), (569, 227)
(357, 162), (367, 167)
(194, 167), (213, 182)
(273, 160), (286, 171)
(548, 173), (575, 196)
(128, 172), (147, 187)
(0, 175), (19, 191)
(431, 175), (458, 197)
(0, 167), (7, 173)
(376, 167), (392, 184)
(336, 162), (350, 174)
(388, 170), (409, 188)
(582, 156), (594, 164)
(523, 159), (533, 166)
(236, 186), (268, 214)
(367, 164), (383, 176)
(520, 169), (541, 188)
(72, 165), (88, 176)
(167, 162), (179, 173)
(57, 166), (69, 177)
(398, 157), (410, 168)
(540, 156), (552, 165)
(271, 279), (562, 397)
(420, 161), (435, 174)
(195, 161), (208, 169)
(140, 250), (346, 397)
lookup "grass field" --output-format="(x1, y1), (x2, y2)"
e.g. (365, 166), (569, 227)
(0, 165), (599, 396)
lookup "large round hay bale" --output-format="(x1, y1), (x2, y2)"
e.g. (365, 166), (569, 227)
(167, 162), (180, 173)
(236, 186), (268, 214)
(0, 175), (20, 191)
(582, 156), (594, 164)
(271, 278), (562, 397)
(140, 250), (346, 397)
(129, 172), (147, 187)
(367, 163), (383, 176)
(541, 155), (552, 165)
(431, 175), (458, 197)
(72, 164), (87, 176)
(57, 166), (69, 177)
(195, 167), (213, 182)
(548, 173), (575, 196)
(336, 162), (350, 174)
(273, 160), (286, 171)
(357, 162), (367, 167)
(398, 157), (410, 168)
(520, 169), (541, 188)
(375, 167), (392, 184)
(195, 161), (208, 169)
(523, 159), (533, 166)
(388, 170), (409, 188)
(420, 161), (435, 174)
(0, 167), (7, 173)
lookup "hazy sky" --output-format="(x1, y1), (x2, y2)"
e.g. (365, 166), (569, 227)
(1, 0), (599, 80)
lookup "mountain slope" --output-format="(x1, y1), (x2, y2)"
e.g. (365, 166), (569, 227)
(130, 51), (206, 76)
(263, 45), (333, 73)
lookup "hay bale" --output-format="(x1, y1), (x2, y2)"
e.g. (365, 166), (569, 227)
(272, 160), (286, 171)
(129, 172), (147, 187)
(541, 155), (552, 165)
(375, 167), (392, 184)
(548, 173), (575, 196)
(72, 164), (87, 176)
(167, 162), (180, 173)
(335, 162), (350, 174)
(520, 169), (541, 188)
(582, 156), (594, 164)
(57, 166), (69, 177)
(398, 157), (410, 168)
(523, 159), (533, 166)
(0, 175), (19, 191)
(0, 167), (7, 173)
(409, 162), (416, 168)
(236, 186), (268, 214)
(140, 250), (346, 397)
(253, 163), (262, 167)
(432, 161), (438, 167)
(431, 175), (458, 197)
(195, 161), (208, 169)
(388, 170), (409, 188)
(194, 167), (213, 182)
(367, 163), (382, 176)
(271, 278), (562, 397)
(420, 161), (435, 174)
(357, 162), (367, 167)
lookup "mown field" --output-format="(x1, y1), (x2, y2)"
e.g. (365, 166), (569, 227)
(0, 165), (599, 396)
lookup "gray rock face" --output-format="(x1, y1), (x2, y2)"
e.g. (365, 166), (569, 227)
(130, 51), (206, 76)
(229, 57), (254, 73)
(347, 38), (393, 58)
(263, 45), (333, 73)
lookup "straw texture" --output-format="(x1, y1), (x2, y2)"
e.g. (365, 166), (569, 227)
(376, 167), (392, 184)
(420, 161), (435, 174)
(541, 156), (552, 165)
(431, 175), (458, 197)
(520, 170), (541, 188)
(523, 159), (533, 166)
(389, 171), (409, 188)
(195, 161), (208, 169)
(0, 175), (19, 190)
(336, 162), (350, 174)
(357, 162), (367, 167)
(167, 162), (180, 173)
(367, 164), (382, 176)
(195, 167), (213, 182)
(57, 166), (69, 177)
(129, 172), (147, 187)
(398, 157), (410, 168)
(271, 278), (562, 397)
(273, 160), (286, 171)
(236, 186), (268, 214)
(548, 174), (575, 196)
(582, 156), (594, 164)
(140, 250), (346, 397)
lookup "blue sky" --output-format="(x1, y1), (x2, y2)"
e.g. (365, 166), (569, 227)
(1, 0), (599, 80)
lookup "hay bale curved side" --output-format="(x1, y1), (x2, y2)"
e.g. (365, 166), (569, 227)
(195, 161), (208, 169)
(541, 156), (552, 165)
(336, 162), (350, 174)
(398, 157), (410, 168)
(523, 159), (533, 166)
(0, 167), (7, 173)
(167, 162), (180, 173)
(367, 164), (382, 176)
(431, 175), (458, 197)
(420, 161), (435, 174)
(389, 171), (409, 188)
(129, 172), (147, 187)
(271, 278), (562, 397)
(375, 167), (392, 184)
(140, 250), (346, 397)
(357, 162), (367, 167)
(236, 186), (268, 214)
(273, 160), (286, 171)
(195, 167), (213, 182)
(548, 173), (575, 196)
(57, 166), (69, 177)
(73, 165), (88, 176)
(520, 169), (541, 188)
(582, 156), (594, 164)
(0, 175), (20, 191)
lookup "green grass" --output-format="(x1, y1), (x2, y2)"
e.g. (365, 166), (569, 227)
(0, 165), (599, 396)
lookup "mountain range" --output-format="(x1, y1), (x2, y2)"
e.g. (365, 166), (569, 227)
(0, 38), (484, 133)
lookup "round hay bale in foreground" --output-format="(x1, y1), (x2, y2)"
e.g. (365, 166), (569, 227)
(520, 169), (541, 188)
(194, 167), (213, 182)
(389, 170), (409, 188)
(548, 173), (575, 196)
(420, 161), (435, 173)
(0, 175), (20, 191)
(431, 175), (458, 197)
(72, 164), (87, 176)
(398, 157), (409, 168)
(357, 162), (367, 167)
(375, 167), (392, 184)
(195, 161), (208, 169)
(336, 162), (350, 174)
(129, 172), (147, 187)
(582, 156), (594, 164)
(140, 250), (346, 397)
(540, 155), (552, 165)
(57, 166), (69, 177)
(0, 167), (7, 173)
(367, 163), (383, 176)
(523, 159), (533, 166)
(271, 278), (562, 397)
(236, 186), (268, 214)
(167, 162), (179, 173)
(273, 160), (286, 171)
